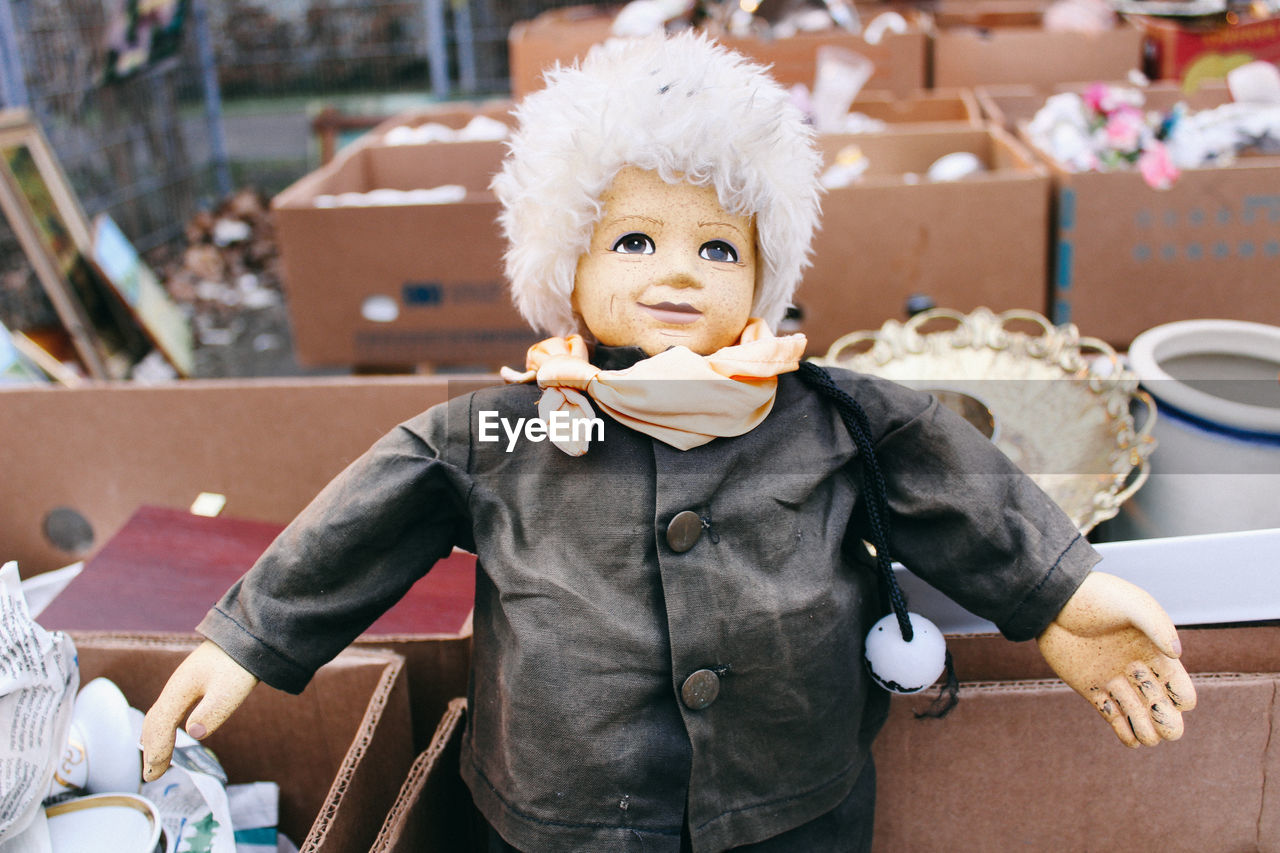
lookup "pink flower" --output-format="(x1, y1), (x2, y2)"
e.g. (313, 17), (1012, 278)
(1138, 141), (1179, 190)
(1083, 82), (1109, 114)
(1105, 106), (1145, 151)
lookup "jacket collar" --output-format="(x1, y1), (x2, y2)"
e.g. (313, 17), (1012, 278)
(590, 343), (648, 371)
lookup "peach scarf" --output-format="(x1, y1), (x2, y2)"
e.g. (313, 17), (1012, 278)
(500, 318), (807, 456)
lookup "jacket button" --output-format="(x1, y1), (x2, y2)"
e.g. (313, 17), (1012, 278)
(681, 669), (720, 710)
(666, 510), (703, 552)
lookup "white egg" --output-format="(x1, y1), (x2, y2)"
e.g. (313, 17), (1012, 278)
(864, 612), (947, 693)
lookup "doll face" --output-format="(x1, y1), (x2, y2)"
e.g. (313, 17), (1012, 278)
(572, 167), (756, 357)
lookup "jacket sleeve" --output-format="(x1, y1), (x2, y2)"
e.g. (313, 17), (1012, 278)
(849, 375), (1099, 642)
(197, 400), (474, 693)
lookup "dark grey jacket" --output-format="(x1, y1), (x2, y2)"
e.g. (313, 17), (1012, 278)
(199, 346), (1097, 852)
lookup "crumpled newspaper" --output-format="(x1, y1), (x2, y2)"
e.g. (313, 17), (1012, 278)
(0, 561), (78, 842)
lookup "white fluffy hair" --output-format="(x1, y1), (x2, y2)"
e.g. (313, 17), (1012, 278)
(491, 30), (823, 337)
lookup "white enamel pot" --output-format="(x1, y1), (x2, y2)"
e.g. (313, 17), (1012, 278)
(1107, 319), (1280, 539)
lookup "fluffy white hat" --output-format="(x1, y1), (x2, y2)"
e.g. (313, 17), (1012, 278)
(492, 31), (823, 337)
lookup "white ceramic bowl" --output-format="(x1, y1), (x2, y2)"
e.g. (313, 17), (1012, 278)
(45, 793), (163, 853)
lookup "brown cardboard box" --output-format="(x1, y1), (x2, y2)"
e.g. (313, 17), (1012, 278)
(0, 376), (484, 575)
(272, 108), (539, 370)
(367, 626), (1280, 850)
(1, 377), (490, 750)
(930, 1), (1145, 88)
(507, 4), (928, 98)
(797, 126), (1051, 355)
(1040, 152), (1280, 348)
(974, 82), (1280, 347)
(846, 88), (983, 130)
(371, 697), (477, 853)
(974, 79), (1231, 131)
(72, 634), (413, 853)
(990, 85), (1280, 348)
(873, 670), (1280, 848)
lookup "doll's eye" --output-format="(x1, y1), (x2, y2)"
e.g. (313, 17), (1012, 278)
(699, 240), (739, 263)
(612, 232), (655, 255)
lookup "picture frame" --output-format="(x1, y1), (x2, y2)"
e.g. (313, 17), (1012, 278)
(0, 109), (145, 379)
(0, 319), (52, 384)
(90, 212), (194, 376)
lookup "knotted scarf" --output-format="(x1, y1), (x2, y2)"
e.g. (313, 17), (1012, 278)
(500, 318), (807, 455)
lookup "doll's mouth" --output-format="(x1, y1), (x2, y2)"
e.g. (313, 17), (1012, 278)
(638, 302), (701, 325)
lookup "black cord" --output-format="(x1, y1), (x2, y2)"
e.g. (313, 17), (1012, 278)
(797, 362), (913, 642)
(797, 362), (962, 718)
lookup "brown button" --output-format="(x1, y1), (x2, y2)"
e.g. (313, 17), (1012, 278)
(681, 669), (720, 710)
(666, 510), (703, 552)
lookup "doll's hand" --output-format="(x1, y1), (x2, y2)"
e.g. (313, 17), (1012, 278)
(1036, 571), (1196, 748)
(140, 640), (259, 781)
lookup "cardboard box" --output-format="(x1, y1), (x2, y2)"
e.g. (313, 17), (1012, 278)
(72, 634), (413, 853)
(1, 377), (492, 752)
(872, 670), (1280, 848)
(272, 107), (539, 370)
(974, 79), (1232, 131)
(997, 85), (1280, 348)
(1133, 12), (1280, 91)
(846, 88), (984, 130)
(0, 376), (484, 575)
(507, 4), (928, 98)
(363, 626), (1280, 850)
(797, 126), (1051, 355)
(1041, 152), (1280, 347)
(371, 697), (478, 853)
(930, 1), (1145, 88)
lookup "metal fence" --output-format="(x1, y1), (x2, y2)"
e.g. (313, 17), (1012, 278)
(0, 0), (583, 334)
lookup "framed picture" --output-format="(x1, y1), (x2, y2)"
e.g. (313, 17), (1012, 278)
(0, 109), (147, 378)
(90, 213), (194, 376)
(0, 319), (51, 384)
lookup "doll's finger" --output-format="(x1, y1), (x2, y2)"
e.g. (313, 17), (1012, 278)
(141, 683), (200, 782)
(1152, 656), (1197, 712)
(1129, 662), (1183, 741)
(184, 671), (258, 743)
(1108, 676), (1160, 747)
(1088, 688), (1139, 748)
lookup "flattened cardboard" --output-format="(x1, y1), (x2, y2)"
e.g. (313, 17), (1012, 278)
(798, 126), (1051, 354)
(930, 1), (1145, 88)
(72, 634), (413, 853)
(272, 111), (537, 369)
(506, 4), (928, 98)
(0, 376), (481, 575)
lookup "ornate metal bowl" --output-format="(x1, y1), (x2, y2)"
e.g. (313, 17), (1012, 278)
(811, 307), (1156, 533)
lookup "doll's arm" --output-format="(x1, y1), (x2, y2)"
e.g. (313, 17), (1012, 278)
(140, 640), (259, 781)
(1036, 571), (1197, 747)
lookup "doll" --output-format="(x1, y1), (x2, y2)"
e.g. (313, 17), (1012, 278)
(143, 32), (1195, 852)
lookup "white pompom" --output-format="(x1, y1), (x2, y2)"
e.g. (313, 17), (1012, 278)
(864, 612), (947, 694)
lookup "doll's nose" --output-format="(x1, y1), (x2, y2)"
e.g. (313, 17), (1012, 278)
(656, 255), (702, 289)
